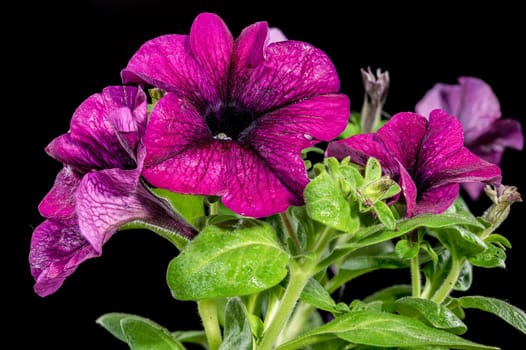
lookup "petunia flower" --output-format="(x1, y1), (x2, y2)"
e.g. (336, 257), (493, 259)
(29, 86), (195, 297)
(326, 109), (502, 217)
(415, 76), (524, 200)
(121, 12), (350, 217)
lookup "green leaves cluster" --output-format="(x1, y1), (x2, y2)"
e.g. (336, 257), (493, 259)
(100, 157), (524, 350)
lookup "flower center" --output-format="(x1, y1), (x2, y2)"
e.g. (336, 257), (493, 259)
(206, 104), (256, 141)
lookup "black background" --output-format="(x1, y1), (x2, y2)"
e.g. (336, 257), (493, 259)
(9, 1), (525, 349)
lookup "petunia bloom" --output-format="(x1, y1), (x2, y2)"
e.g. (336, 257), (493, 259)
(30, 86), (195, 297)
(326, 109), (502, 217)
(121, 12), (350, 217)
(415, 76), (524, 200)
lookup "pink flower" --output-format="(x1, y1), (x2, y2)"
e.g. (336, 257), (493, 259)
(327, 109), (502, 217)
(121, 12), (350, 217)
(416, 76), (523, 200)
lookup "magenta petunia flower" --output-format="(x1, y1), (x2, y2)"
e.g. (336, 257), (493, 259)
(326, 109), (502, 217)
(30, 86), (195, 297)
(415, 76), (524, 200)
(121, 12), (350, 217)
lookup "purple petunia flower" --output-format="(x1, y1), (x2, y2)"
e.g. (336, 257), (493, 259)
(121, 12), (350, 217)
(415, 76), (524, 200)
(326, 109), (502, 217)
(30, 86), (195, 297)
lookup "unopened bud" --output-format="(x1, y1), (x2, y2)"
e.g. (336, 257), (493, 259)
(360, 67), (390, 133)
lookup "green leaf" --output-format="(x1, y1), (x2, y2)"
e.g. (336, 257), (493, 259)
(454, 260), (473, 291)
(167, 219), (289, 300)
(468, 244), (507, 268)
(300, 278), (342, 313)
(484, 233), (511, 249)
(373, 200), (397, 230)
(96, 312), (131, 342)
(458, 295), (526, 335)
(363, 285), (412, 304)
(395, 239), (419, 259)
(354, 213), (483, 249)
(96, 313), (185, 350)
(219, 297), (253, 350)
(433, 227), (487, 257)
(121, 318), (185, 350)
(364, 157), (382, 182)
(275, 311), (499, 350)
(304, 169), (360, 233)
(152, 188), (205, 228)
(394, 297), (467, 334)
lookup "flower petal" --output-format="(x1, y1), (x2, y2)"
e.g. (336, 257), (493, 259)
(122, 13), (233, 109)
(38, 167), (81, 219)
(143, 93), (211, 167)
(245, 94), (349, 197)
(376, 112), (428, 174)
(468, 119), (524, 164)
(397, 161), (417, 217)
(234, 20), (269, 69)
(415, 77), (502, 143)
(143, 140), (297, 217)
(326, 133), (399, 177)
(29, 218), (99, 297)
(76, 168), (195, 253)
(231, 40), (341, 113)
(46, 86), (145, 170)
(414, 184), (459, 216)
(456, 76), (502, 142)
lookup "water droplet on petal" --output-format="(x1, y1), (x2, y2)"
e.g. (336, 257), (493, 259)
(214, 132), (232, 141)
(303, 133), (314, 140)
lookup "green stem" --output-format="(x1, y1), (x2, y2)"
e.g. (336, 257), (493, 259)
(257, 261), (314, 350)
(410, 253), (421, 297)
(431, 255), (464, 304)
(198, 299), (222, 350)
(313, 226), (334, 257)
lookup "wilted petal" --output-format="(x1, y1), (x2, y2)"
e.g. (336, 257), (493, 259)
(38, 167), (81, 219)
(231, 40), (341, 113)
(29, 218), (99, 297)
(76, 168), (195, 253)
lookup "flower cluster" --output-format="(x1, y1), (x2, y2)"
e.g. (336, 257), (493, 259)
(30, 12), (524, 350)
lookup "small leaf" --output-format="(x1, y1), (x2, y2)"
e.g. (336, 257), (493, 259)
(121, 317), (185, 350)
(484, 233), (511, 249)
(394, 297), (467, 334)
(167, 219), (289, 300)
(96, 313), (185, 350)
(172, 330), (207, 347)
(300, 278), (341, 313)
(364, 157), (382, 182)
(373, 201), (397, 230)
(453, 260), (473, 291)
(219, 297), (253, 350)
(468, 244), (506, 268)
(304, 169), (360, 233)
(434, 227), (487, 257)
(395, 239), (419, 259)
(96, 312), (131, 342)
(458, 295), (526, 335)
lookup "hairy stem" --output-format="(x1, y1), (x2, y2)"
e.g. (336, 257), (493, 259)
(198, 299), (222, 350)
